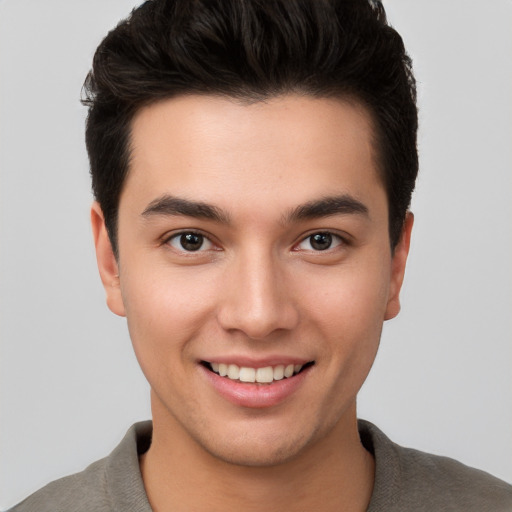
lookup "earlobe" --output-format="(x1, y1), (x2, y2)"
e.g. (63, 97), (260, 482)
(384, 212), (414, 321)
(90, 202), (126, 317)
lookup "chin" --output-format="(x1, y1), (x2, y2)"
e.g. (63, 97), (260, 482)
(197, 427), (313, 468)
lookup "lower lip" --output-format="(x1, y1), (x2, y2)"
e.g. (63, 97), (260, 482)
(200, 365), (312, 408)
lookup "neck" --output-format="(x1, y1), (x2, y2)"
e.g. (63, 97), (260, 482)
(140, 397), (374, 512)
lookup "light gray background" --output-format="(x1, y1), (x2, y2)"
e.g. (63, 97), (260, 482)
(1, 0), (511, 508)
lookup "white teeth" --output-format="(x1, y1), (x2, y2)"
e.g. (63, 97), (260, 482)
(273, 365), (285, 380)
(239, 367), (256, 383)
(227, 364), (240, 380)
(209, 362), (307, 383)
(255, 366), (274, 383)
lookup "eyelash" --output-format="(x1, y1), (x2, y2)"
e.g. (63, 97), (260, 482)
(163, 230), (348, 253)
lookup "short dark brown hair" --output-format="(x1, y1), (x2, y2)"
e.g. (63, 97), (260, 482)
(82, 0), (418, 256)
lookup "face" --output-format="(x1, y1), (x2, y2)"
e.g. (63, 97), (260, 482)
(92, 94), (412, 467)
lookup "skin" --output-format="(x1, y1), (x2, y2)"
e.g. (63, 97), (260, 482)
(92, 94), (413, 512)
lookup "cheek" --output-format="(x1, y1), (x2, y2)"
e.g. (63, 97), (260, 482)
(301, 261), (391, 332)
(286, 262), (390, 429)
(299, 259), (391, 384)
(119, 265), (218, 370)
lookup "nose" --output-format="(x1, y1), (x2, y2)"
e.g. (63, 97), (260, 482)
(217, 250), (300, 340)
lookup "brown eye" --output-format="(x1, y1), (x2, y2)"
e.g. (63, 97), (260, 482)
(168, 232), (213, 252)
(180, 233), (203, 251)
(310, 233), (333, 251)
(296, 232), (343, 252)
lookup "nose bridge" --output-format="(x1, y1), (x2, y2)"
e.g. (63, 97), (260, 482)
(218, 245), (298, 339)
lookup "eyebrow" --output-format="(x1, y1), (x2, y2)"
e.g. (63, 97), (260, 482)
(284, 194), (369, 223)
(141, 193), (368, 225)
(141, 195), (231, 224)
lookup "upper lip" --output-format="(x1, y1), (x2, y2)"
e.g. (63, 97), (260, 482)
(200, 356), (314, 368)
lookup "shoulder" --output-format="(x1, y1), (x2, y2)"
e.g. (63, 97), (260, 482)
(396, 443), (512, 510)
(359, 420), (512, 512)
(7, 422), (153, 512)
(7, 458), (110, 512)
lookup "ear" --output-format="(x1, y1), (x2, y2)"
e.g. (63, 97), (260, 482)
(91, 202), (126, 317)
(384, 212), (414, 321)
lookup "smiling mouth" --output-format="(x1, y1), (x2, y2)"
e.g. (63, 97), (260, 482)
(202, 361), (315, 384)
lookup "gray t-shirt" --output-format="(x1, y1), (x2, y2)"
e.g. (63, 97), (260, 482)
(9, 420), (512, 511)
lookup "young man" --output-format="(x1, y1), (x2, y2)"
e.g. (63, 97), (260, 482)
(8, 0), (512, 510)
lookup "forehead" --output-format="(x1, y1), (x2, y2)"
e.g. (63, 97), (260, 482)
(123, 94), (385, 219)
